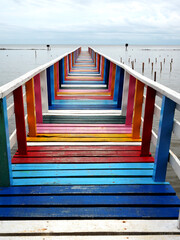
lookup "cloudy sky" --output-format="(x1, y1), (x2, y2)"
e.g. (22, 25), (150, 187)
(1, 0), (180, 44)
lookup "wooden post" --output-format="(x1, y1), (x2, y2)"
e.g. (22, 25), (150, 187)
(154, 71), (156, 82)
(132, 80), (144, 139)
(47, 65), (55, 107)
(114, 66), (124, 107)
(34, 74), (43, 123)
(125, 75), (136, 125)
(25, 78), (37, 137)
(40, 70), (48, 113)
(170, 62), (172, 72)
(121, 71), (130, 116)
(131, 61), (134, 69)
(151, 62), (154, 71)
(13, 86), (27, 155)
(153, 96), (176, 182)
(160, 62), (162, 71)
(148, 58), (150, 63)
(0, 97), (12, 186)
(110, 63), (116, 97)
(54, 62), (59, 97)
(141, 86), (156, 156)
(142, 63), (144, 73)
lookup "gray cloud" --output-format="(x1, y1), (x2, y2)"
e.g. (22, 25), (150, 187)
(1, 0), (180, 44)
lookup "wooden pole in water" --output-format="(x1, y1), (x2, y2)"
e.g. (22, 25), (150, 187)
(154, 71), (156, 82)
(142, 62), (144, 73)
(131, 61), (134, 70)
(151, 62), (154, 71)
(155, 58), (157, 63)
(148, 58), (150, 63)
(160, 62), (162, 71)
(170, 62), (172, 72)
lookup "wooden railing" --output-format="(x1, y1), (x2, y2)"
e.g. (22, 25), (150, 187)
(89, 47), (180, 182)
(0, 47), (81, 186)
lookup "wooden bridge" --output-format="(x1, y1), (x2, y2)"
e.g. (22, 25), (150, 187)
(0, 47), (180, 239)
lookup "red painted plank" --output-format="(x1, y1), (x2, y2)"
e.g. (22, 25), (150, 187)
(125, 75), (136, 125)
(25, 145), (142, 151)
(141, 87), (156, 156)
(13, 86), (27, 155)
(14, 150), (143, 157)
(12, 156), (154, 163)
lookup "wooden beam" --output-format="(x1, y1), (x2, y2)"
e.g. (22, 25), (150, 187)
(34, 74), (43, 123)
(25, 78), (37, 137)
(0, 97), (12, 186)
(132, 80), (144, 139)
(153, 96), (176, 182)
(141, 86), (156, 156)
(13, 86), (27, 155)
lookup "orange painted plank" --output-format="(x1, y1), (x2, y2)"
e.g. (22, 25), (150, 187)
(25, 78), (37, 137)
(132, 80), (144, 139)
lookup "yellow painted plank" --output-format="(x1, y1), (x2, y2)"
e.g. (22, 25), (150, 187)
(27, 137), (141, 142)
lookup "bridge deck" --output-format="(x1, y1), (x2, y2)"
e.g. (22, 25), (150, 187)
(0, 50), (179, 238)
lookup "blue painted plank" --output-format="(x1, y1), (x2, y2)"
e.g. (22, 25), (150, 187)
(104, 59), (110, 85)
(12, 177), (169, 186)
(117, 67), (124, 108)
(49, 105), (119, 110)
(153, 96), (176, 182)
(0, 98), (12, 187)
(46, 65), (55, 106)
(0, 195), (179, 206)
(52, 100), (118, 105)
(12, 163), (154, 170)
(0, 207), (178, 219)
(113, 66), (120, 101)
(12, 169), (153, 178)
(0, 184), (175, 195)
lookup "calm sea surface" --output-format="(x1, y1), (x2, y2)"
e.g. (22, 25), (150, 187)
(0, 44), (180, 195)
(0, 44), (180, 92)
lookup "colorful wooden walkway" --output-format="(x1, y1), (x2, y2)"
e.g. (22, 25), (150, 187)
(0, 47), (180, 238)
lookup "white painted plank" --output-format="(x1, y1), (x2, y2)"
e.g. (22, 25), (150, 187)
(44, 110), (122, 116)
(169, 150), (180, 180)
(7, 103), (14, 120)
(40, 70), (48, 113)
(121, 71), (130, 116)
(0, 220), (179, 234)
(0, 236), (179, 240)
(9, 129), (17, 149)
(25, 114), (28, 126)
(91, 47), (180, 105)
(151, 130), (157, 146)
(154, 104), (161, 119)
(173, 119), (180, 140)
(0, 47), (80, 98)
(27, 142), (141, 146)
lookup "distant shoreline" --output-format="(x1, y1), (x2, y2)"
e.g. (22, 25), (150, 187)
(0, 48), (46, 50)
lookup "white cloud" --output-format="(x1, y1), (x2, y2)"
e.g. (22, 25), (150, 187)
(0, 0), (180, 44)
